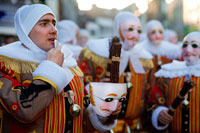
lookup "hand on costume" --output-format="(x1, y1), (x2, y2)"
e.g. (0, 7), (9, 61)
(46, 43), (64, 66)
(158, 110), (173, 125)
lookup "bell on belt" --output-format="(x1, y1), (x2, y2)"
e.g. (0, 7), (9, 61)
(70, 104), (81, 117)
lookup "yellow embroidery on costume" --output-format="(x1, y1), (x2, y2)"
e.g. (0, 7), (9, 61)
(0, 81), (3, 89)
(0, 55), (38, 74)
(33, 76), (58, 93)
(85, 75), (92, 82)
(12, 105), (17, 111)
(22, 80), (32, 85)
(69, 66), (84, 77)
(11, 87), (22, 94)
(140, 58), (154, 69)
(81, 47), (110, 68)
(158, 97), (165, 105)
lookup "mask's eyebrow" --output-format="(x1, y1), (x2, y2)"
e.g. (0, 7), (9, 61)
(121, 93), (127, 97)
(183, 41), (188, 44)
(106, 93), (117, 97)
(191, 40), (198, 43)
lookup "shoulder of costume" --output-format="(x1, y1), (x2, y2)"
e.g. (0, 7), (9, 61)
(80, 43), (110, 68)
(0, 42), (40, 74)
(86, 38), (110, 58)
(69, 66), (84, 78)
(155, 60), (200, 78)
(131, 45), (154, 69)
(135, 44), (153, 59)
(0, 54), (38, 75)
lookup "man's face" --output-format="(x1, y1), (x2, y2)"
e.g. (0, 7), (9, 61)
(182, 36), (200, 65)
(120, 19), (141, 50)
(90, 83), (127, 117)
(148, 26), (163, 46)
(29, 14), (57, 52)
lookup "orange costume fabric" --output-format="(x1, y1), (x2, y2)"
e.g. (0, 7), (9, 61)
(0, 56), (84, 133)
(148, 60), (200, 132)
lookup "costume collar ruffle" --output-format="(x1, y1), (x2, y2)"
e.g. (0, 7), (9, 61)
(140, 40), (182, 59)
(119, 44), (153, 75)
(155, 60), (200, 78)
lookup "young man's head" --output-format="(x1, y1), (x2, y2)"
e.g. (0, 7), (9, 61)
(182, 32), (200, 66)
(146, 20), (164, 46)
(29, 13), (57, 52)
(14, 4), (57, 59)
(114, 11), (141, 50)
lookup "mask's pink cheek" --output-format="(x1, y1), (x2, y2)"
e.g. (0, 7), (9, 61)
(193, 49), (198, 54)
(160, 34), (164, 40)
(149, 34), (156, 41)
(124, 32), (133, 39)
(100, 102), (113, 109)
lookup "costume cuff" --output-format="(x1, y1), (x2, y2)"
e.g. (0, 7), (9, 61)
(32, 60), (74, 94)
(152, 106), (169, 130)
(88, 105), (117, 131)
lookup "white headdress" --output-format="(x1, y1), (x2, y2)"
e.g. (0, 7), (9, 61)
(14, 4), (55, 61)
(57, 20), (78, 45)
(114, 11), (140, 38)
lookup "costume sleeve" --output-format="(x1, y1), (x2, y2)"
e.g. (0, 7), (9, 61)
(0, 60), (73, 123)
(147, 78), (170, 130)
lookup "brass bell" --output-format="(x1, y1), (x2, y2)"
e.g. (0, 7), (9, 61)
(70, 104), (81, 117)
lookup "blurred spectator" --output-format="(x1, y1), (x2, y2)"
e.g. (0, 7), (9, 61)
(57, 20), (83, 61)
(0, 35), (17, 46)
(78, 29), (89, 47)
(164, 29), (179, 44)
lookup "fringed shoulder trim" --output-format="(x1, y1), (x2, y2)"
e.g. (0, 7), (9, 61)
(140, 58), (154, 69)
(81, 47), (110, 68)
(69, 66), (84, 77)
(0, 55), (38, 74)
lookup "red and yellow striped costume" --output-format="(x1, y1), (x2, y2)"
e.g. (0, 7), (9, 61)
(0, 55), (84, 133)
(149, 76), (200, 132)
(114, 59), (154, 132)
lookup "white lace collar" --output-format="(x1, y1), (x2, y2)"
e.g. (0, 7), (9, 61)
(155, 60), (200, 78)
(140, 40), (182, 59)
(119, 44), (153, 75)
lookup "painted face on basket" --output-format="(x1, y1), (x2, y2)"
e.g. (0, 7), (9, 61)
(29, 14), (57, 52)
(120, 19), (141, 50)
(182, 35), (200, 66)
(148, 26), (164, 46)
(89, 82), (127, 117)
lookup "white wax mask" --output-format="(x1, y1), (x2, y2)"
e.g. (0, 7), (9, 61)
(89, 82), (127, 117)
(182, 32), (200, 66)
(148, 25), (164, 46)
(120, 19), (141, 50)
